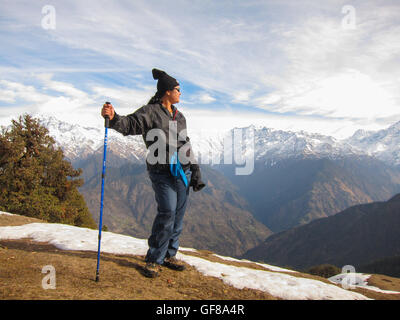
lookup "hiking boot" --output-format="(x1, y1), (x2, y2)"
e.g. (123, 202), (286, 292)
(144, 262), (161, 278)
(163, 257), (186, 271)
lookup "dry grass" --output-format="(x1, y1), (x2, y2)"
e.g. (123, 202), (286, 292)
(0, 214), (399, 300)
(0, 239), (276, 300)
(0, 214), (45, 227)
(367, 274), (400, 293)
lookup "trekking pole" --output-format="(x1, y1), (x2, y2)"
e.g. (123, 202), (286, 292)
(95, 102), (111, 282)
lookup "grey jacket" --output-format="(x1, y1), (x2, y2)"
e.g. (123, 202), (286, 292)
(109, 102), (197, 172)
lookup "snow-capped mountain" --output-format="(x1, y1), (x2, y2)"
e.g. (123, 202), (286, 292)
(38, 115), (105, 159)
(38, 114), (400, 167)
(251, 126), (358, 162)
(345, 121), (400, 165)
(183, 125), (360, 165)
(38, 115), (147, 162)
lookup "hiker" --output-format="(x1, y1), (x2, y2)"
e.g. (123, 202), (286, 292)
(101, 68), (205, 278)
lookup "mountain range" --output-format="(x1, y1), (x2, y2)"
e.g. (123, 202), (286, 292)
(243, 193), (400, 273)
(37, 114), (400, 167)
(217, 156), (400, 232)
(345, 122), (400, 165)
(32, 114), (400, 260)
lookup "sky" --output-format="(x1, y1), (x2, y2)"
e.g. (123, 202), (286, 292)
(0, 0), (399, 139)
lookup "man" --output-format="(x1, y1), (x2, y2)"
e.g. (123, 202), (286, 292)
(101, 68), (205, 278)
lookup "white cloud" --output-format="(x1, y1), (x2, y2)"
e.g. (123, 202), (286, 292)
(232, 91), (252, 104)
(0, 75), (375, 139)
(260, 70), (397, 119)
(36, 73), (89, 100)
(251, 8), (400, 124)
(1, 0), (400, 135)
(255, 93), (281, 106)
(0, 77), (97, 127)
(91, 85), (153, 111)
(198, 92), (216, 104)
(182, 107), (363, 139)
(0, 80), (49, 104)
(0, 89), (16, 103)
(0, 77), (156, 128)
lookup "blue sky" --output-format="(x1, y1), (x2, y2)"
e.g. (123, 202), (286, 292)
(0, 0), (399, 138)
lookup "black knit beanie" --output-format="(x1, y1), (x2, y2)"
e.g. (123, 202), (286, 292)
(152, 68), (179, 96)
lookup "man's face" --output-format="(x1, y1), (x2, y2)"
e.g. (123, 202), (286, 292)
(168, 86), (181, 104)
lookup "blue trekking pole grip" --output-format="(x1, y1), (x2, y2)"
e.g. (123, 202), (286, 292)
(95, 102), (111, 282)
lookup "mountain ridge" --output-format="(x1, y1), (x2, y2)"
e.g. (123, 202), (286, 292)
(217, 156), (400, 232)
(35, 114), (400, 237)
(242, 194), (400, 273)
(34, 114), (400, 167)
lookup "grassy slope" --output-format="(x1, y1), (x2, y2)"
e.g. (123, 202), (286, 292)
(0, 214), (399, 300)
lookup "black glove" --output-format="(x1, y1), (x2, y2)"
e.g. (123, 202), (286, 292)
(190, 164), (206, 192)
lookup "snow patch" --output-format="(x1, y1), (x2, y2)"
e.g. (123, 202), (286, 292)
(0, 211), (14, 216)
(213, 253), (297, 273)
(0, 219), (370, 300)
(329, 273), (400, 295)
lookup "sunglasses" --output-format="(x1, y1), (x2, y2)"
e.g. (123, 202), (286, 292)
(172, 88), (181, 93)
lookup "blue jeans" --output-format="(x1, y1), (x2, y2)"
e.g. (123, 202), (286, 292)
(145, 169), (191, 265)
